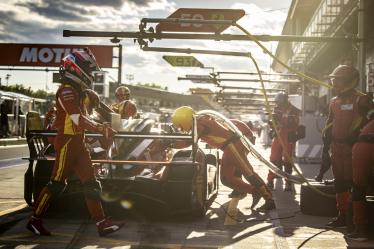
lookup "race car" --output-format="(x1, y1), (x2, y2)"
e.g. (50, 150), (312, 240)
(24, 112), (220, 218)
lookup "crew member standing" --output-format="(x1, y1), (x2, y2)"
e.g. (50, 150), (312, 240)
(111, 86), (130, 111)
(115, 100), (137, 119)
(26, 48), (124, 236)
(267, 92), (300, 191)
(111, 86), (137, 119)
(171, 106), (275, 211)
(346, 109), (374, 241)
(324, 65), (371, 228)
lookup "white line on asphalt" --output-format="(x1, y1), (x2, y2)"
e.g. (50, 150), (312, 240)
(0, 157), (26, 162)
(0, 144), (28, 149)
(0, 200), (25, 204)
(269, 209), (290, 249)
(0, 203), (28, 217)
(0, 163), (27, 170)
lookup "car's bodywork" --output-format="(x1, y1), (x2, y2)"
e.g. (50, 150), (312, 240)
(24, 112), (220, 217)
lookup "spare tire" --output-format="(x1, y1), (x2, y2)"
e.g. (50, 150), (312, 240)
(367, 196), (374, 234)
(300, 181), (337, 217)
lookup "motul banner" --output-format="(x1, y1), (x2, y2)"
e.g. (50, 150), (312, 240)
(0, 43), (115, 68)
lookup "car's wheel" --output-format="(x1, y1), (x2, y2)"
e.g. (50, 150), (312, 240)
(191, 198), (207, 218)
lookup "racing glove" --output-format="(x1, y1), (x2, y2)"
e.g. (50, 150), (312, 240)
(97, 123), (117, 150)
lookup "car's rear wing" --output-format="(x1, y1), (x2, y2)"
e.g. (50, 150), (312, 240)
(26, 118), (199, 165)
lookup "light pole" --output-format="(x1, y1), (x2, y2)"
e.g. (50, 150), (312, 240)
(5, 74), (11, 86)
(126, 74), (134, 84)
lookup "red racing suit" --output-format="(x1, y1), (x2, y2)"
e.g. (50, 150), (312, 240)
(268, 103), (300, 183)
(220, 119), (258, 195)
(33, 84), (107, 222)
(176, 115), (272, 200)
(326, 90), (371, 215)
(352, 118), (374, 226)
(111, 100), (137, 119)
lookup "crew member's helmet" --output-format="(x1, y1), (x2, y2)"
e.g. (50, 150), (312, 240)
(329, 65), (359, 94)
(120, 100), (137, 119)
(171, 106), (194, 132)
(115, 86), (131, 102)
(60, 48), (100, 89)
(274, 92), (288, 106)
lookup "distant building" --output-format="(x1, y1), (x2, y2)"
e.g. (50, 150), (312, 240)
(108, 83), (216, 115)
(272, 0), (374, 93)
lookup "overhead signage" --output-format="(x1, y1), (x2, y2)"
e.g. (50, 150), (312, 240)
(163, 55), (204, 67)
(0, 43), (115, 68)
(185, 74), (212, 83)
(156, 8), (245, 33)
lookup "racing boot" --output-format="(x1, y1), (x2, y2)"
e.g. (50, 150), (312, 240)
(284, 181), (293, 192)
(345, 225), (369, 241)
(96, 217), (125, 237)
(267, 180), (274, 190)
(26, 216), (51, 236)
(228, 189), (246, 199)
(257, 199), (276, 212)
(325, 214), (346, 228)
(314, 173), (323, 182)
(251, 191), (261, 209)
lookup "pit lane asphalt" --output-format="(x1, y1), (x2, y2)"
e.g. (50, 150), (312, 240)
(0, 144), (372, 248)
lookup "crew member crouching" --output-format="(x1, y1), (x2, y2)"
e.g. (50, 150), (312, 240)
(171, 106), (276, 211)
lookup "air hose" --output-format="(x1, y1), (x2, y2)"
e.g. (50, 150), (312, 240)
(226, 23), (335, 198)
(245, 53), (335, 198)
(234, 23), (332, 89)
(197, 110), (305, 184)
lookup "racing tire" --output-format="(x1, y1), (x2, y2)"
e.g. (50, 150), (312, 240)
(300, 181), (337, 217)
(368, 196), (374, 234)
(191, 201), (207, 219)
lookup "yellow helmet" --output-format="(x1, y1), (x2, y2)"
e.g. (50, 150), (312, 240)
(172, 106), (194, 132)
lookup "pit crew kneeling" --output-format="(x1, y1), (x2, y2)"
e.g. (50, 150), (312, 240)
(171, 106), (276, 211)
(26, 48), (124, 236)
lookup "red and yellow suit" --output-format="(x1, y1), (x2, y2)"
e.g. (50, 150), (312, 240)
(33, 84), (106, 222)
(177, 115), (272, 200)
(268, 103), (300, 182)
(352, 118), (374, 226)
(110, 102), (122, 115)
(327, 90), (371, 216)
(111, 100), (137, 119)
(220, 119), (261, 195)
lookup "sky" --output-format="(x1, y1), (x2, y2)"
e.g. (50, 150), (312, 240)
(0, 0), (292, 93)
